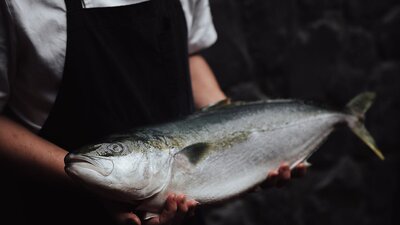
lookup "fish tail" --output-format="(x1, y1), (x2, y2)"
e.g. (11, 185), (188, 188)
(345, 92), (385, 160)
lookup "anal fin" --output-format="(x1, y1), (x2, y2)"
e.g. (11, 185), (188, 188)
(143, 212), (159, 221)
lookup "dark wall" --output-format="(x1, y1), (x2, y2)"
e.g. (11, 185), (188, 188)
(200, 0), (400, 224)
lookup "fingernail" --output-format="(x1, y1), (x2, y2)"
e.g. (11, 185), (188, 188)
(180, 194), (186, 203)
(268, 171), (278, 177)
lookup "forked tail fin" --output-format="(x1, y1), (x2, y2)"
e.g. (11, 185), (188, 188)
(346, 92), (385, 160)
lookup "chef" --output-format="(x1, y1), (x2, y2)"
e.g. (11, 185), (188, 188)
(0, 1), (305, 224)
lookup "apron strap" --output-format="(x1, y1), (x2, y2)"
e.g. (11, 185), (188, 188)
(65, 0), (84, 11)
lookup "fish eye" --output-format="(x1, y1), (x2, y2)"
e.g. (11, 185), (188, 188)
(107, 143), (125, 153)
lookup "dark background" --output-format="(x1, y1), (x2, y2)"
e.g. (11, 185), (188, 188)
(200, 0), (400, 225)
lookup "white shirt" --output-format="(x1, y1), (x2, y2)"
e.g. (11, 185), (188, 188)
(0, 0), (217, 132)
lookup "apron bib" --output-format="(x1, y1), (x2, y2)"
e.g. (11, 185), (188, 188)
(40, 0), (194, 150)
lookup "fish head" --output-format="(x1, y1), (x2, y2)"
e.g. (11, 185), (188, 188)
(65, 141), (171, 202)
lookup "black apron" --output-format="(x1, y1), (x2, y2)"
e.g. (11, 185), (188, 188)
(40, 0), (194, 150)
(16, 0), (198, 224)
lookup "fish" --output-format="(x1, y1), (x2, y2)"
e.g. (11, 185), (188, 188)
(64, 92), (384, 215)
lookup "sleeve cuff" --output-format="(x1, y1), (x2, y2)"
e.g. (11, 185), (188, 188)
(188, 23), (218, 54)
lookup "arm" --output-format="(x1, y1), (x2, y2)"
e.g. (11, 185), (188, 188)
(0, 115), (71, 185)
(189, 54), (227, 109)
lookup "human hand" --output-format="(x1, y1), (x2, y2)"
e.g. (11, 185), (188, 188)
(145, 194), (198, 225)
(105, 194), (198, 225)
(261, 162), (308, 189)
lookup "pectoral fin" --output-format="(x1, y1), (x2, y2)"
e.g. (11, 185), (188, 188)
(200, 98), (232, 112)
(143, 212), (159, 221)
(175, 143), (211, 165)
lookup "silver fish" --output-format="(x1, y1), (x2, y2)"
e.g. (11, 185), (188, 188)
(64, 92), (384, 214)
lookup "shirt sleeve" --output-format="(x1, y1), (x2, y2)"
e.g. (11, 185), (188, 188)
(181, 0), (218, 54)
(0, 5), (10, 113)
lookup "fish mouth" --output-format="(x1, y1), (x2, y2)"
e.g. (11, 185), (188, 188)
(65, 153), (114, 176)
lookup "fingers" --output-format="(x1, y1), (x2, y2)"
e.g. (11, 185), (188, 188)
(111, 211), (142, 225)
(276, 163), (291, 188)
(158, 194), (178, 225)
(264, 163), (290, 188)
(145, 194), (198, 225)
(292, 163), (308, 178)
(102, 193), (198, 225)
(101, 199), (142, 225)
(261, 170), (279, 188)
(187, 200), (198, 217)
(172, 194), (188, 224)
(124, 213), (142, 225)
(262, 162), (308, 189)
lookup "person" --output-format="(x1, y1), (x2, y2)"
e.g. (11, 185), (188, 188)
(0, 0), (306, 224)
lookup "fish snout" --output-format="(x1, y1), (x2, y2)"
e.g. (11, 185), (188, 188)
(65, 153), (114, 176)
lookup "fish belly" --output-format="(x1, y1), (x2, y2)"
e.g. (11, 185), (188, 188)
(167, 115), (341, 204)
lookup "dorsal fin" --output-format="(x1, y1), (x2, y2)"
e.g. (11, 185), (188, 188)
(200, 98), (232, 112)
(175, 143), (210, 164)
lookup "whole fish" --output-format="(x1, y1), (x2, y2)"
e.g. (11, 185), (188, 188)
(65, 92), (384, 214)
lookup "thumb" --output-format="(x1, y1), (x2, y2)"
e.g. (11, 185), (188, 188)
(114, 212), (142, 225)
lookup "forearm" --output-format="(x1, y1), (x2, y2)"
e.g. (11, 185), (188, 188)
(189, 54), (227, 109)
(0, 115), (71, 185)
